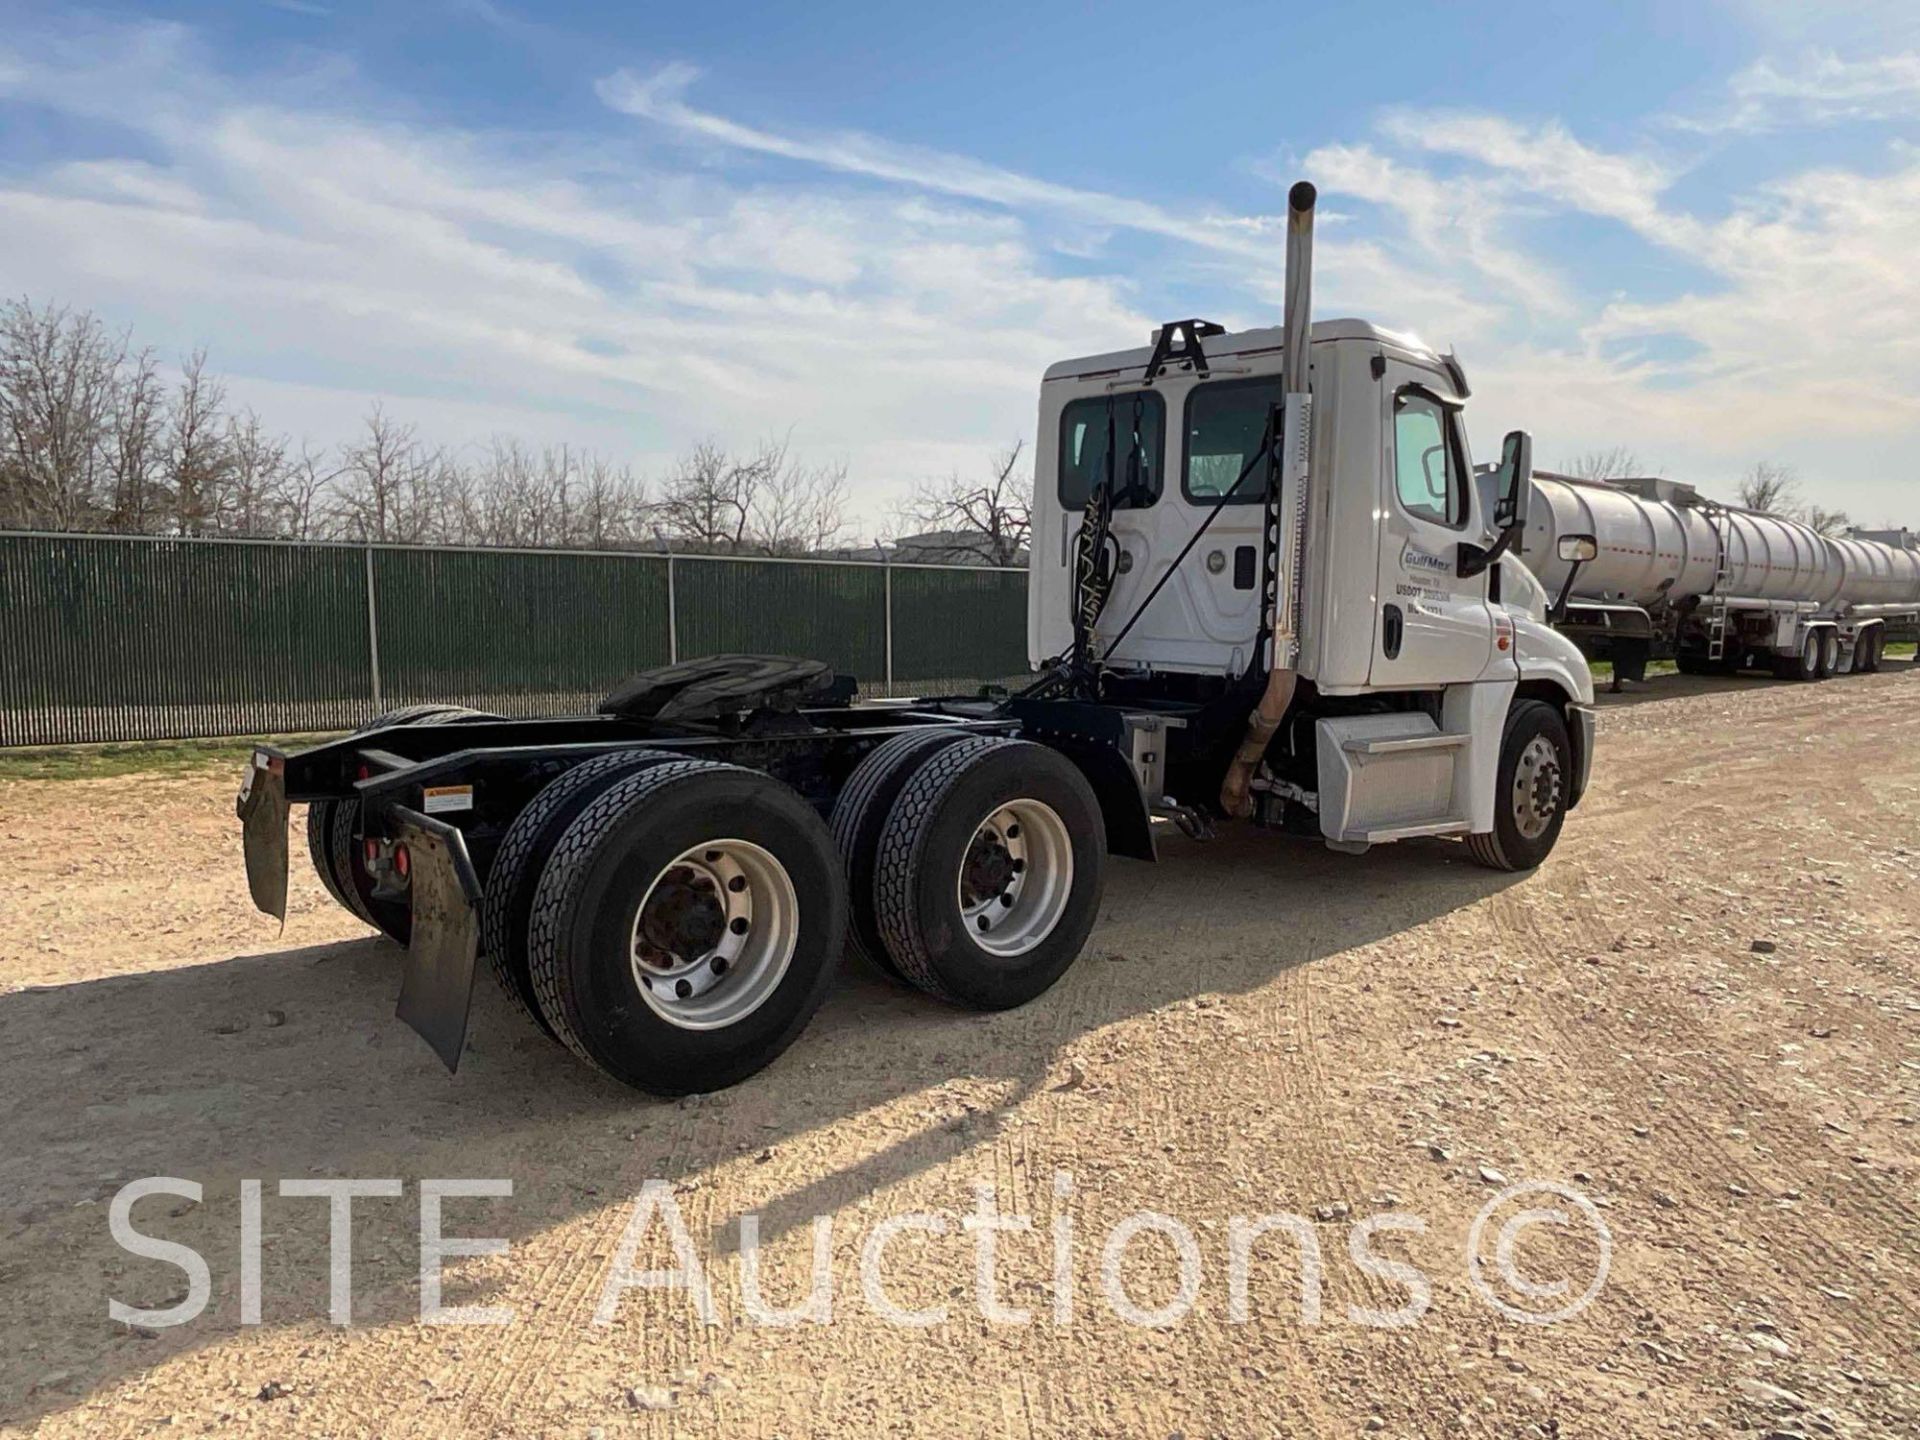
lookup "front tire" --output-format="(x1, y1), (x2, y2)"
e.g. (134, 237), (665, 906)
(872, 737), (1105, 1009)
(1466, 700), (1571, 873)
(526, 762), (846, 1095)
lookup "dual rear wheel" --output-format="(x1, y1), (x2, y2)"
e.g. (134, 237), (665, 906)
(475, 734), (1103, 1095)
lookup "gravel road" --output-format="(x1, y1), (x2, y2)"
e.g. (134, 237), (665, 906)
(1, 668), (1915, 1438)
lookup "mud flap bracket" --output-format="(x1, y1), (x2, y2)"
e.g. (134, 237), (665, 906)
(391, 806), (484, 1074)
(236, 750), (290, 926)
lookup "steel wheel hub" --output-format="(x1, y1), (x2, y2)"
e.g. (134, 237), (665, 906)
(630, 839), (797, 1030)
(956, 798), (1073, 958)
(1511, 735), (1563, 841)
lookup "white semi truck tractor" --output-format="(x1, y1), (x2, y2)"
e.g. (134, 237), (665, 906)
(1517, 473), (1920, 683)
(239, 182), (1600, 1095)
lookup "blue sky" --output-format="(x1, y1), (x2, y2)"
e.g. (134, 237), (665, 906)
(4, 0), (1919, 527)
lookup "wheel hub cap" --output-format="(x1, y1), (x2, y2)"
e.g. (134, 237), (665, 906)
(956, 799), (1073, 958)
(1511, 735), (1563, 842)
(630, 840), (798, 1030)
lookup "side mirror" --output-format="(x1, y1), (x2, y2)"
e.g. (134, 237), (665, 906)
(1492, 430), (1532, 532)
(1458, 429), (1533, 580)
(1549, 532), (1598, 623)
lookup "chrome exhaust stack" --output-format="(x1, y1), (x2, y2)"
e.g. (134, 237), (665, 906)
(1220, 180), (1315, 819)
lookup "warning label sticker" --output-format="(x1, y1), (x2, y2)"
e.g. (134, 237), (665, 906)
(421, 784), (474, 815)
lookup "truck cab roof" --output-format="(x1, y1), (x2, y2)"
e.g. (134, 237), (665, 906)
(1041, 318), (1443, 383)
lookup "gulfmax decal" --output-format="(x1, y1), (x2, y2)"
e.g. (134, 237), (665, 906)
(1400, 540), (1454, 576)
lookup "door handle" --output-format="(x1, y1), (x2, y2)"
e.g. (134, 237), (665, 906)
(1382, 604), (1404, 659)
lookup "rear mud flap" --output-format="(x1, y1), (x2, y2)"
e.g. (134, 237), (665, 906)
(236, 751), (289, 926)
(391, 807), (484, 1074)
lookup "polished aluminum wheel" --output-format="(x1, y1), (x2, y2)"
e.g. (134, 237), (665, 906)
(1511, 734), (1564, 841)
(955, 798), (1073, 958)
(630, 839), (797, 1030)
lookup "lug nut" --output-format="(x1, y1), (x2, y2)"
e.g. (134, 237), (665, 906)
(711, 956), (729, 975)
(728, 875), (747, 892)
(675, 979), (692, 999)
(730, 917), (749, 935)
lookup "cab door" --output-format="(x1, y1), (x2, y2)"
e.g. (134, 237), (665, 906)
(1369, 368), (1494, 686)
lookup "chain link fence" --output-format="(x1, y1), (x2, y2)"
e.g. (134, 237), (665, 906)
(0, 532), (1031, 746)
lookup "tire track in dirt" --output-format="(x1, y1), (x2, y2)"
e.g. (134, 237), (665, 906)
(1488, 887), (1920, 1340)
(1254, 953), (1487, 1437)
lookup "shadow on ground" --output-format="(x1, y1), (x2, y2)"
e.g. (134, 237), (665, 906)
(0, 826), (1520, 1428)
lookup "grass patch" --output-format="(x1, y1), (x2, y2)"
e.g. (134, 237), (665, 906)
(1588, 660), (1678, 681)
(0, 734), (340, 782)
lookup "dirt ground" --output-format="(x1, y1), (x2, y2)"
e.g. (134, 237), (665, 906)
(1, 669), (1916, 1439)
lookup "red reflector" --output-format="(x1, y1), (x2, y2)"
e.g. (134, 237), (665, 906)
(395, 845), (410, 879)
(357, 764), (371, 781)
(364, 838), (378, 864)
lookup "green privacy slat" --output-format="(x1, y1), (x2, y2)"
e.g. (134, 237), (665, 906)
(887, 566), (1029, 683)
(672, 556), (886, 683)
(372, 547), (671, 711)
(0, 534), (373, 744)
(0, 535), (1033, 745)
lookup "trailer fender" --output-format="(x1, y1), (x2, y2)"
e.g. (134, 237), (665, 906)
(1041, 738), (1156, 862)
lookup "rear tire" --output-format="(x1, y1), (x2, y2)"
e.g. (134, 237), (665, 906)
(1773, 631), (1820, 682)
(479, 749), (678, 1039)
(527, 762), (847, 1095)
(872, 737), (1105, 1009)
(828, 727), (971, 980)
(1859, 630), (1883, 674)
(1816, 630), (1839, 679)
(1466, 700), (1571, 873)
(319, 705), (499, 942)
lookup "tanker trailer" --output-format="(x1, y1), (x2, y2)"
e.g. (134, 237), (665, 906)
(1515, 473), (1920, 684)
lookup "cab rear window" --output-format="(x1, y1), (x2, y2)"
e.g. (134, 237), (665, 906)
(1058, 393), (1165, 510)
(1184, 376), (1280, 504)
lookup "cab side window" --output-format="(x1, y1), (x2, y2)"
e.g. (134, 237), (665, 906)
(1392, 390), (1466, 527)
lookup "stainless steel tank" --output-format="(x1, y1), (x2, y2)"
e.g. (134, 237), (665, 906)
(1518, 474), (1920, 611)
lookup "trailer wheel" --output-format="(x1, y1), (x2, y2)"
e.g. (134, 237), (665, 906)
(828, 727), (972, 979)
(526, 762), (846, 1094)
(1773, 631), (1820, 683)
(1816, 630), (1840, 679)
(479, 749), (679, 1039)
(1861, 630), (1883, 673)
(323, 704), (499, 942)
(872, 737), (1105, 1009)
(1466, 700), (1571, 873)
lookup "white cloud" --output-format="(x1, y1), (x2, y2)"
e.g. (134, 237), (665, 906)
(5, 17), (1920, 529)
(1687, 50), (1920, 132)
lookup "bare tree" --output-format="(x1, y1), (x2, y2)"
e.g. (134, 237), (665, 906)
(652, 437), (848, 555)
(1796, 501), (1851, 537)
(573, 453), (648, 548)
(222, 408), (291, 537)
(748, 457), (850, 556)
(1561, 446), (1643, 482)
(0, 298), (122, 529)
(897, 441), (1032, 565)
(1738, 460), (1798, 514)
(332, 405), (439, 543)
(166, 350), (233, 536)
(281, 444), (339, 540)
(106, 346), (167, 533)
